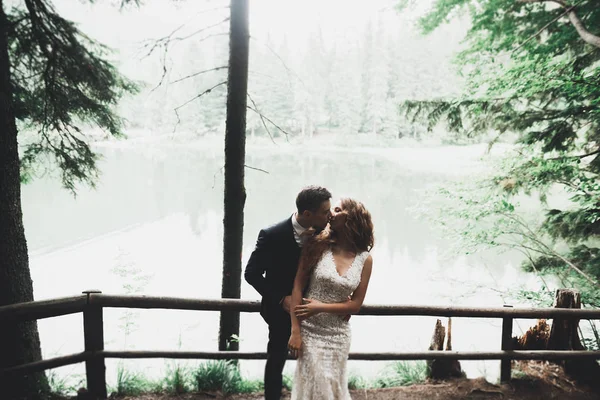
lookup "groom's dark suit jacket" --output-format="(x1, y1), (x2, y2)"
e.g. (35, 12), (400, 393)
(244, 217), (301, 325)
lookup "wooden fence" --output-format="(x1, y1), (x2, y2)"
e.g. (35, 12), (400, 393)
(1, 290), (600, 399)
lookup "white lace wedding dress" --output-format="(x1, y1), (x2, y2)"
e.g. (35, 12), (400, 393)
(291, 249), (369, 400)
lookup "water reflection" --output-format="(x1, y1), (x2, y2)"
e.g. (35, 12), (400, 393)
(23, 143), (541, 388)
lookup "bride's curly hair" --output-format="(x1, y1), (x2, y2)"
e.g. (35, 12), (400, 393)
(300, 198), (374, 274)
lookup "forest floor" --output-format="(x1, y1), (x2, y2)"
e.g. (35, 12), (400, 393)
(100, 361), (599, 400)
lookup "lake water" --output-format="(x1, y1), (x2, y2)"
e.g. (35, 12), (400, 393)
(22, 138), (545, 390)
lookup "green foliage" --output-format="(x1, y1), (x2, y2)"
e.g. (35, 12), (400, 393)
(400, 0), (600, 304)
(102, 360), (431, 397)
(107, 360), (264, 397)
(46, 370), (83, 396)
(413, 172), (600, 305)
(521, 245), (600, 307)
(282, 373), (293, 391)
(7, 0), (138, 191)
(512, 287), (555, 308)
(114, 363), (154, 396)
(348, 374), (369, 390)
(417, 0), (470, 35)
(194, 360), (263, 395)
(374, 361), (429, 388)
(162, 362), (194, 394)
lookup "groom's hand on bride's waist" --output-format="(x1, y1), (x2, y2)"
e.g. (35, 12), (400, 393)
(280, 295), (292, 313)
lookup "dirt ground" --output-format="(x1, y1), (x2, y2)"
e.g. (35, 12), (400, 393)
(107, 363), (600, 400)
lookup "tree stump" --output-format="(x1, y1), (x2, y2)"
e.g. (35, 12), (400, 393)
(546, 289), (600, 387)
(547, 289), (585, 351)
(515, 289), (600, 388)
(512, 319), (550, 350)
(427, 318), (464, 380)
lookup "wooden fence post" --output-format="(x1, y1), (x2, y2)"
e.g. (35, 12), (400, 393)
(83, 290), (106, 399)
(500, 304), (513, 383)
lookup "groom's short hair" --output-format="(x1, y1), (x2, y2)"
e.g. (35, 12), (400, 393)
(296, 186), (331, 213)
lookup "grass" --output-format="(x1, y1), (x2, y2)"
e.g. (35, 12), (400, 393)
(374, 361), (429, 388)
(113, 363), (157, 396)
(194, 360), (263, 395)
(348, 373), (370, 390)
(50, 359), (429, 398)
(46, 370), (83, 396)
(162, 362), (194, 394)
(282, 373), (293, 391)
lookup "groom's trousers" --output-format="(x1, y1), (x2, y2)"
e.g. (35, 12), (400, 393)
(264, 315), (291, 400)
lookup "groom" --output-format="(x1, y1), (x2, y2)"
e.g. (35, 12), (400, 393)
(244, 185), (332, 400)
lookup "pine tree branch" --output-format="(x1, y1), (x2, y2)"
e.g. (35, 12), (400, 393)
(517, 0), (600, 48)
(150, 45), (170, 93)
(212, 165), (224, 189)
(212, 164), (268, 189)
(246, 106), (293, 144)
(23, 0), (52, 59)
(171, 66), (228, 84)
(515, 247), (554, 290)
(556, 179), (593, 197)
(175, 81), (227, 111)
(575, 149), (600, 159)
(500, 212), (600, 288)
(140, 18), (229, 94)
(120, 0), (142, 8)
(172, 81), (227, 134)
(513, 3), (578, 53)
(246, 93), (276, 144)
(142, 17), (229, 59)
(142, 22), (187, 58)
(244, 165), (269, 174)
(147, 33), (227, 92)
(548, 148), (600, 160)
(250, 36), (308, 92)
(174, 18), (229, 42)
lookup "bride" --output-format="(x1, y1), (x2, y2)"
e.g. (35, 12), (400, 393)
(288, 198), (374, 399)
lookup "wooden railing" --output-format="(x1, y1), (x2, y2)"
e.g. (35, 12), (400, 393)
(1, 290), (600, 399)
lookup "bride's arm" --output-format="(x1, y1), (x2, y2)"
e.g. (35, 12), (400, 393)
(288, 259), (310, 357)
(295, 255), (373, 317)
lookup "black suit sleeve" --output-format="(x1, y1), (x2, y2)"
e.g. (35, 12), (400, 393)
(244, 229), (277, 302)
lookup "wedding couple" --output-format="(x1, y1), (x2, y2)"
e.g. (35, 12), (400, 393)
(245, 185), (375, 400)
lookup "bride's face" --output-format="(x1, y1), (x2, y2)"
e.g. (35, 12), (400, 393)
(329, 200), (348, 231)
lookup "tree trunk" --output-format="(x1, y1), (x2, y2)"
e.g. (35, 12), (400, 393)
(427, 318), (464, 380)
(547, 289), (600, 387)
(218, 0), (249, 352)
(0, 2), (50, 398)
(547, 289), (584, 351)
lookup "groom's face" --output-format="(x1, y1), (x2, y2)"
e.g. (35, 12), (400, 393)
(307, 199), (332, 231)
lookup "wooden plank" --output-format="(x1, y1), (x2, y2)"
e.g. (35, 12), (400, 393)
(83, 291), (107, 399)
(91, 294), (261, 312)
(89, 294), (600, 319)
(357, 304), (600, 319)
(3, 349), (600, 377)
(0, 295), (87, 322)
(0, 352), (89, 375)
(2, 294), (598, 321)
(99, 350), (600, 361)
(500, 305), (514, 383)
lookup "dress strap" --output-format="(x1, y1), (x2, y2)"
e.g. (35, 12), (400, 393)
(359, 251), (370, 264)
(353, 251), (369, 274)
